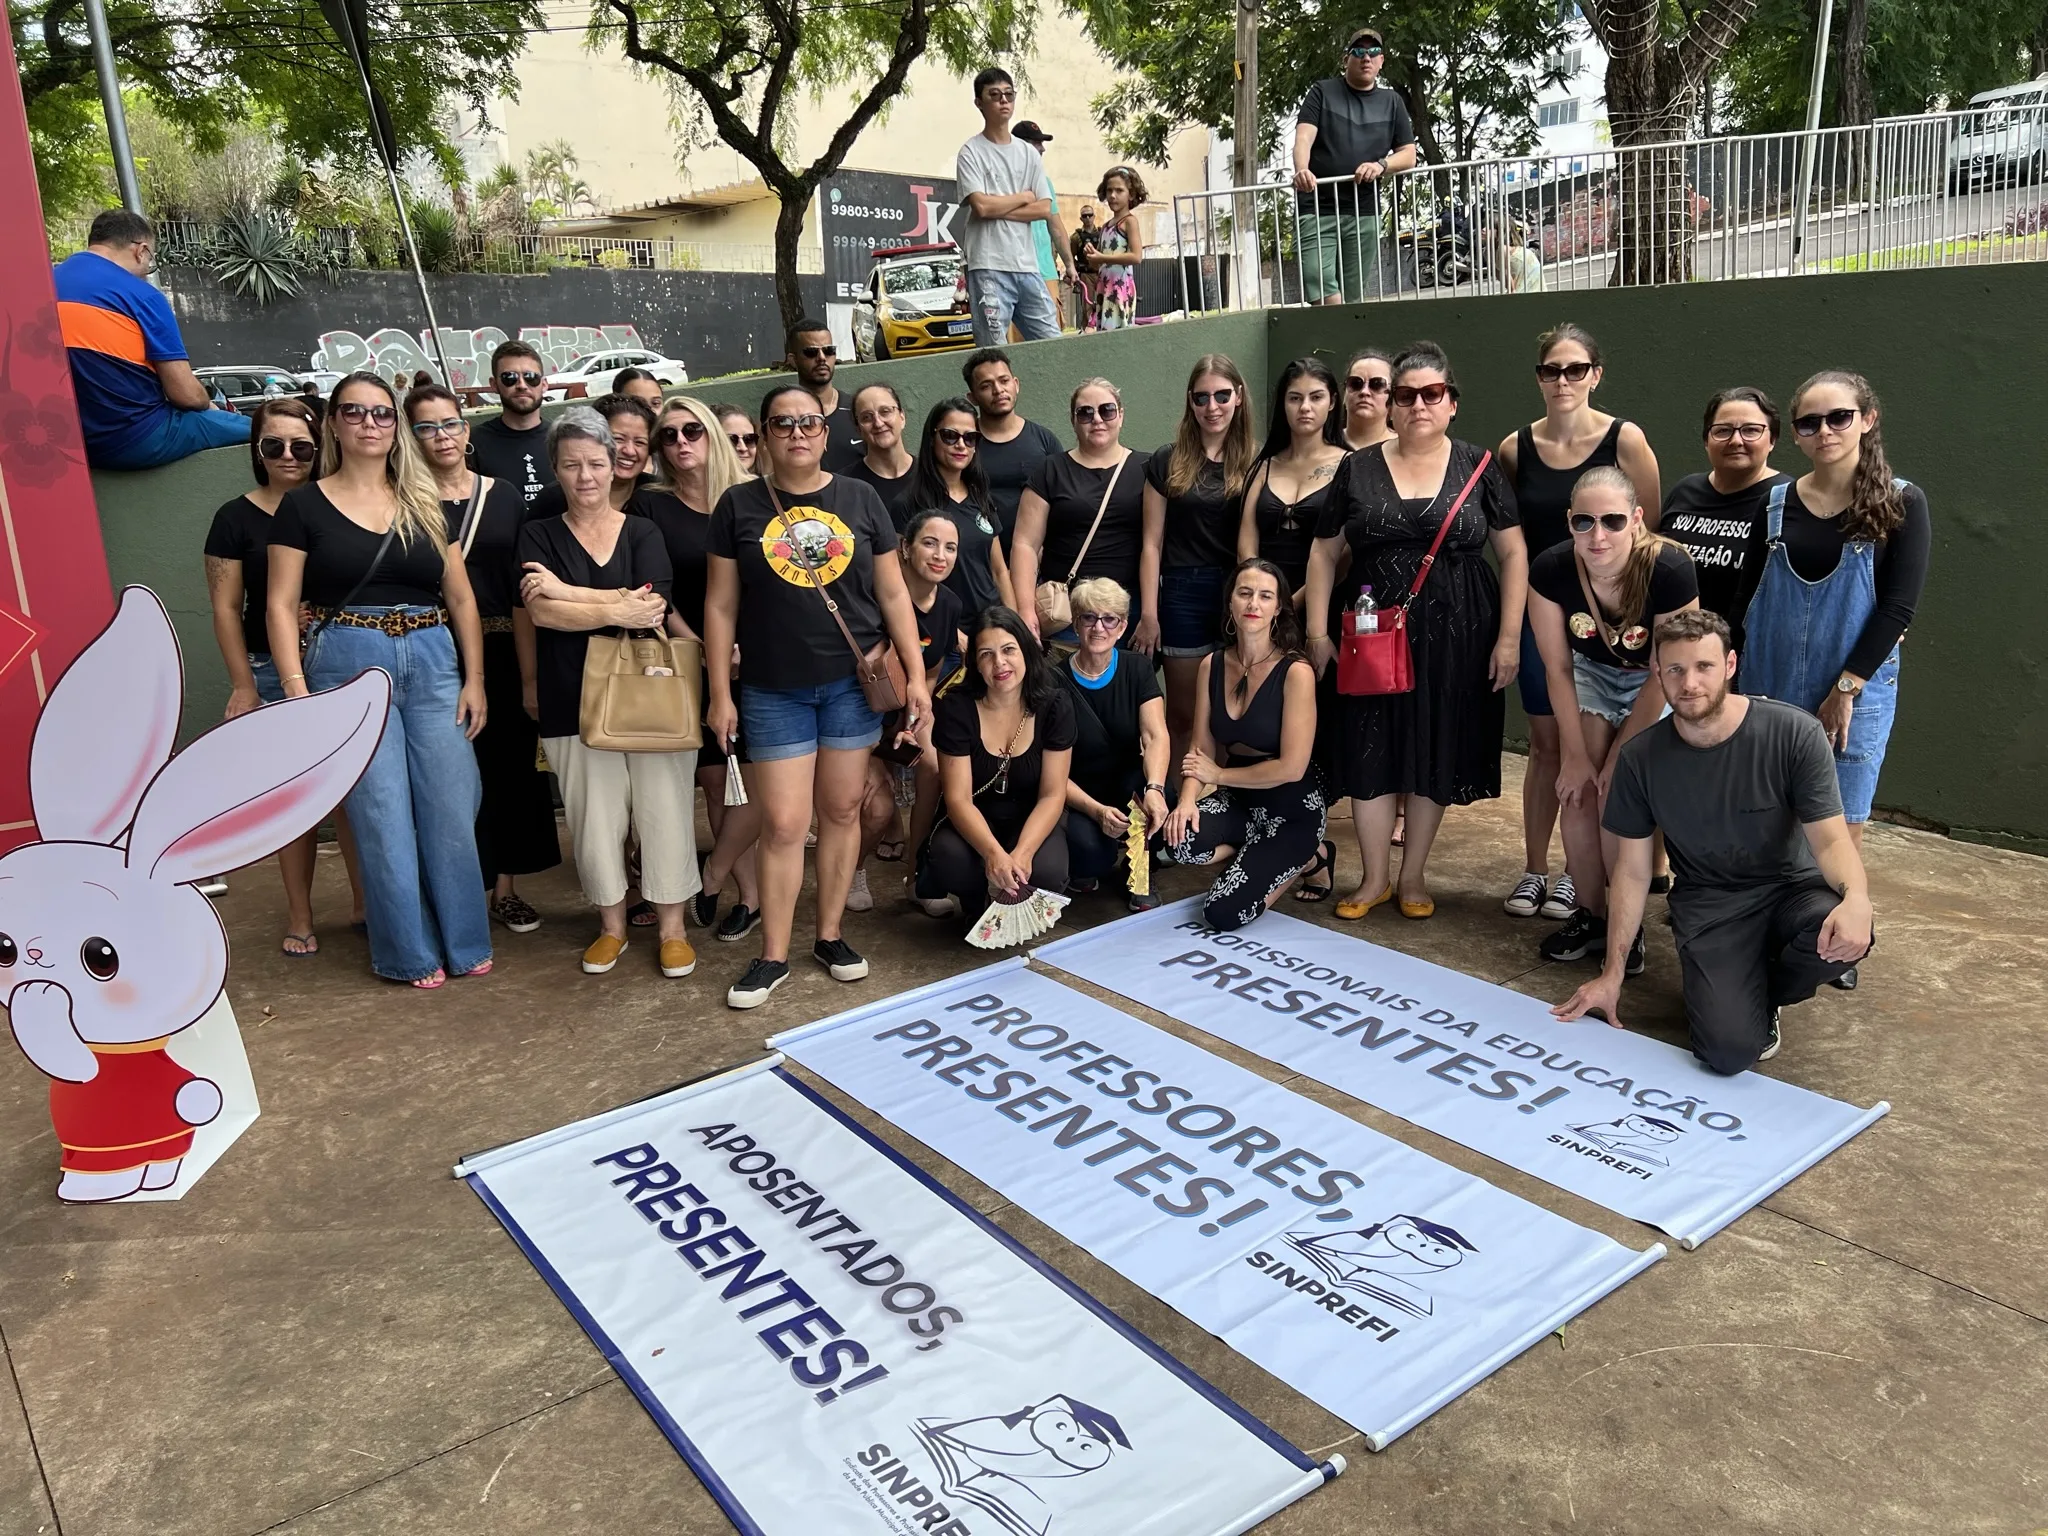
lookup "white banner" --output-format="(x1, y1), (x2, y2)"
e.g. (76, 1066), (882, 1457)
(457, 1057), (1333, 1536)
(772, 962), (1660, 1450)
(1036, 901), (1890, 1249)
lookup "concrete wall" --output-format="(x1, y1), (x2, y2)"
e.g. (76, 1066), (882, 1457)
(1268, 264), (2048, 851)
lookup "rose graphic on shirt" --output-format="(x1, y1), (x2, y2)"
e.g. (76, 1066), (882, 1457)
(762, 507), (855, 587)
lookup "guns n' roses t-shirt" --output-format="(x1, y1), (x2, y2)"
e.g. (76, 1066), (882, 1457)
(707, 475), (897, 691)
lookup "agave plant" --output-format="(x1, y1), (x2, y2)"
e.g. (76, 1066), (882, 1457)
(406, 199), (461, 273)
(212, 208), (305, 304)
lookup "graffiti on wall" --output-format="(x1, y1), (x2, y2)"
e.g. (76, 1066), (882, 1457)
(310, 323), (650, 389)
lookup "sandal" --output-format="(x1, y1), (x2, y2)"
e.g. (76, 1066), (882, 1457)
(876, 839), (905, 862)
(1292, 839), (1337, 903)
(627, 899), (658, 927)
(458, 958), (494, 977)
(411, 969), (447, 990)
(280, 932), (318, 958)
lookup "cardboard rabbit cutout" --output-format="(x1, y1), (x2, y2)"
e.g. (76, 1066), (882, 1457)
(0, 588), (390, 1202)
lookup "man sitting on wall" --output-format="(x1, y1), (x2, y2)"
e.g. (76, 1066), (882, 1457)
(55, 209), (252, 471)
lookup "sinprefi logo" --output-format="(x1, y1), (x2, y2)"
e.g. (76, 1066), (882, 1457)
(1567, 1113), (1685, 1167)
(897, 1394), (1129, 1536)
(765, 507), (857, 588)
(1281, 1213), (1478, 1319)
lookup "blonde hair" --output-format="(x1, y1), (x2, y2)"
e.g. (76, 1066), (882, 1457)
(1067, 576), (1131, 618)
(1572, 466), (1682, 636)
(654, 396), (747, 508)
(1070, 376), (1123, 414)
(320, 371), (446, 550)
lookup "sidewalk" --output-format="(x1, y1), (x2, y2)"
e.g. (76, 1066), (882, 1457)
(2, 757), (2043, 1535)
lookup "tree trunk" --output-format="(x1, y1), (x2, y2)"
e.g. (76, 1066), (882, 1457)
(1602, 43), (1697, 284)
(772, 185), (812, 336)
(1836, 0), (1872, 197)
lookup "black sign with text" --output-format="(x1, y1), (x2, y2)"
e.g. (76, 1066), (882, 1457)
(819, 170), (961, 300)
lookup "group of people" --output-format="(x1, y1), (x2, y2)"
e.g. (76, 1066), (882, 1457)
(199, 311), (1924, 1076)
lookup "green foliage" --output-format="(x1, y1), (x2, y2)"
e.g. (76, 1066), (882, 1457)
(1075, 0), (1574, 170)
(524, 141), (596, 218)
(405, 199), (460, 272)
(211, 207), (304, 303)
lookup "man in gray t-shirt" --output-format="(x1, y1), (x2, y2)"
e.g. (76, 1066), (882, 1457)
(956, 67), (1062, 347)
(1554, 611), (1874, 1075)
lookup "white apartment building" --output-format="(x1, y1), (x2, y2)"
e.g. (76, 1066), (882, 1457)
(1519, 5), (1611, 179)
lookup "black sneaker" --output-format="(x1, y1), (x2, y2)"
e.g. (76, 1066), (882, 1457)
(1539, 909), (1607, 963)
(716, 904), (761, 942)
(1827, 964), (1858, 992)
(1624, 927), (1646, 977)
(692, 889), (720, 929)
(1128, 890), (1161, 912)
(726, 958), (789, 1009)
(1648, 873), (1672, 896)
(813, 937), (870, 982)
(1758, 1009), (1783, 1061)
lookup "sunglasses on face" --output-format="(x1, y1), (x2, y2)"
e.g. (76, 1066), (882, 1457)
(1073, 401), (1122, 423)
(1793, 407), (1859, 438)
(335, 402), (397, 426)
(259, 436), (317, 463)
(1708, 422), (1770, 443)
(1390, 382), (1454, 408)
(728, 431), (759, 450)
(411, 417), (464, 439)
(767, 413), (827, 438)
(1346, 373), (1390, 394)
(936, 427), (981, 448)
(1074, 611), (1124, 629)
(982, 88), (1017, 102)
(797, 344), (837, 360)
(497, 370), (542, 387)
(1190, 387), (1235, 407)
(1536, 361), (1595, 384)
(656, 420), (708, 447)
(1346, 43), (1385, 58)
(1570, 512), (1634, 535)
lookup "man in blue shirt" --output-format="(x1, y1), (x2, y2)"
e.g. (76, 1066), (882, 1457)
(55, 209), (252, 470)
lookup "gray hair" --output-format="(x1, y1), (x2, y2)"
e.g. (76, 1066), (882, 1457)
(548, 405), (615, 464)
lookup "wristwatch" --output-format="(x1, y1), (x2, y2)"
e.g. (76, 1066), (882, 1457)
(1834, 674), (1864, 697)
(1144, 782), (1167, 797)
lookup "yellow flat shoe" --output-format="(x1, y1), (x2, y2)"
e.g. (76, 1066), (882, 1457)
(581, 933), (627, 974)
(1334, 886), (1394, 921)
(1399, 895), (1436, 920)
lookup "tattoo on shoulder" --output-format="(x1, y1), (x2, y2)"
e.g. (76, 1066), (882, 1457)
(1310, 463), (1337, 484)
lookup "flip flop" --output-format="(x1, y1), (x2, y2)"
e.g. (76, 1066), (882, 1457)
(627, 899), (658, 927)
(280, 932), (318, 957)
(876, 840), (905, 862)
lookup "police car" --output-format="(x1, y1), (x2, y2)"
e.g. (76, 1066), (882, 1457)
(850, 243), (976, 363)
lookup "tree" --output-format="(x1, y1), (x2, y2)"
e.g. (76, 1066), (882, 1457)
(524, 140), (597, 219)
(589, 0), (1031, 330)
(17, 0), (543, 224)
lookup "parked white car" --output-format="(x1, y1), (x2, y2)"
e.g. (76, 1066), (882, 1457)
(1949, 76), (2048, 192)
(545, 348), (690, 400)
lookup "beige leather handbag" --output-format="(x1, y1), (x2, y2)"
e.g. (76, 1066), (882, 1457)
(578, 631), (703, 751)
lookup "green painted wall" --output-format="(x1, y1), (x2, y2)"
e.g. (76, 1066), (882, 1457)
(1268, 266), (2048, 852)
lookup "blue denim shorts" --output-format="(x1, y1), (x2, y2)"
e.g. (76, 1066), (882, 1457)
(248, 652), (287, 705)
(740, 673), (883, 762)
(1834, 647), (1901, 823)
(1572, 652), (1651, 727)
(1516, 618), (1552, 717)
(1158, 565), (1227, 657)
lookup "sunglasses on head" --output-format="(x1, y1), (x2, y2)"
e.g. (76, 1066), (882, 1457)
(656, 420), (708, 447)
(1073, 401), (1122, 423)
(259, 435), (317, 463)
(1536, 360), (1595, 384)
(1346, 42), (1384, 58)
(1792, 406), (1859, 438)
(1346, 373), (1390, 394)
(497, 370), (542, 387)
(767, 413), (827, 438)
(798, 344), (837, 360)
(936, 426), (981, 448)
(728, 430), (759, 449)
(1708, 421), (1770, 443)
(335, 401), (397, 426)
(410, 417), (464, 439)
(1390, 382), (1455, 408)
(1190, 387), (1235, 407)
(1570, 511), (1634, 535)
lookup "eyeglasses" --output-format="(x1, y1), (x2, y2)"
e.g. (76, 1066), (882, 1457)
(1072, 401), (1122, 423)
(1536, 361), (1595, 384)
(410, 417), (464, 439)
(797, 344), (837, 360)
(1190, 387), (1235, 407)
(766, 413), (828, 438)
(1707, 422), (1770, 443)
(1390, 382), (1455, 408)
(1792, 407), (1859, 438)
(1345, 43), (1385, 58)
(1346, 373), (1390, 394)
(728, 431), (759, 450)
(656, 421), (708, 446)
(1074, 611), (1124, 629)
(496, 370), (543, 387)
(857, 408), (901, 427)
(1569, 512), (1634, 535)
(982, 88), (1017, 102)
(335, 402), (397, 426)
(259, 436), (317, 463)
(936, 427), (981, 448)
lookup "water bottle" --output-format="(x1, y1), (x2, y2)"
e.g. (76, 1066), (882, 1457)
(1352, 586), (1378, 635)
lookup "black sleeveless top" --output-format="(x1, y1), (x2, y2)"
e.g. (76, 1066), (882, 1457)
(1253, 474), (1337, 593)
(1208, 649), (1304, 764)
(1514, 419), (1624, 562)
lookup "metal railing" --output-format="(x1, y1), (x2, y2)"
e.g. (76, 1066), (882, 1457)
(1172, 103), (2048, 311)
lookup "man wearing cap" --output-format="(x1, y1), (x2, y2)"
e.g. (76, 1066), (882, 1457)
(1291, 26), (1418, 304)
(957, 69), (1065, 346)
(1013, 120), (1077, 333)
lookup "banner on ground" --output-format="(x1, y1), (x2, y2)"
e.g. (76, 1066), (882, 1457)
(457, 1057), (1334, 1536)
(1036, 901), (1890, 1249)
(772, 961), (1661, 1450)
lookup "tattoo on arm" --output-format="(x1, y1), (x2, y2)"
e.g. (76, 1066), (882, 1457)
(205, 556), (238, 596)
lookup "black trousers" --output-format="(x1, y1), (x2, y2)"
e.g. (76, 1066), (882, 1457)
(1162, 775), (1327, 932)
(1064, 807), (1127, 885)
(473, 629), (562, 887)
(1672, 877), (1864, 1075)
(917, 819), (1070, 910)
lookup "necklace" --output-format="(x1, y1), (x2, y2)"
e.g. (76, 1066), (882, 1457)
(985, 705), (1031, 796)
(1232, 641), (1276, 705)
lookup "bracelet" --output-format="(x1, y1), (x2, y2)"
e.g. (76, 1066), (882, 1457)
(282, 672), (305, 683)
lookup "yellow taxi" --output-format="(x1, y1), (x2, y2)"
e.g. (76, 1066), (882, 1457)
(851, 243), (976, 362)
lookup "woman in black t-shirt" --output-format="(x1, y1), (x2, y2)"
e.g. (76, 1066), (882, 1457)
(1137, 353), (1256, 774)
(1058, 577), (1169, 910)
(904, 397), (1014, 618)
(525, 393), (666, 521)
(266, 370), (492, 988)
(847, 382), (917, 532)
(1527, 467), (1698, 969)
(1010, 378), (1148, 647)
(1658, 387), (1785, 655)
(203, 396), (363, 954)
(916, 607), (1077, 920)
(405, 384), (561, 931)
(703, 383), (930, 1009)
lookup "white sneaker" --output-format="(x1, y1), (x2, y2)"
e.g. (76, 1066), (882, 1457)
(1758, 1009), (1783, 1061)
(1539, 874), (1579, 921)
(845, 868), (874, 912)
(917, 893), (960, 918)
(1503, 872), (1548, 917)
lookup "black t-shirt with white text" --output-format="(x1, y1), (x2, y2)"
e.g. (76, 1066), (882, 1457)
(469, 416), (555, 505)
(1658, 472), (1782, 650)
(270, 485), (449, 608)
(514, 512), (673, 739)
(1528, 541), (1699, 671)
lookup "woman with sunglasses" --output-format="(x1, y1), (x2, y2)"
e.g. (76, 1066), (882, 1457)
(1160, 559), (1332, 930)
(267, 371), (492, 989)
(1059, 578), (1169, 910)
(1083, 167), (1147, 330)
(1011, 379), (1147, 647)
(645, 397), (763, 943)
(915, 607), (1076, 922)
(1743, 372), (1930, 880)
(713, 403), (760, 474)
(1527, 468), (1698, 974)
(704, 384), (930, 1009)
(848, 382), (917, 532)
(1658, 388), (1787, 655)
(906, 396), (1014, 619)
(1305, 341), (1526, 922)
(1340, 348), (1395, 452)
(872, 510), (967, 914)
(203, 397), (365, 955)
(405, 385), (560, 937)
(1495, 323), (1661, 924)
(1138, 354), (1257, 771)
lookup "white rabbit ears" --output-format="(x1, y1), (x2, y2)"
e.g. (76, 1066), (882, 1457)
(32, 587), (393, 884)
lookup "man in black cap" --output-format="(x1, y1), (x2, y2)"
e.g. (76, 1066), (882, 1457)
(1291, 25), (1417, 304)
(1069, 204), (1099, 328)
(1013, 119), (1076, 332)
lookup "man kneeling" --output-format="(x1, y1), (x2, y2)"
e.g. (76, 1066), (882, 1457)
(1553, 609), (1872, 1072)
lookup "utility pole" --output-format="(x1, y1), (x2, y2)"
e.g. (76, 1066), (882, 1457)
(81, 0), (143, 216)
(1231, 0), (1262, 304)
(1791, 0), (1835, 262)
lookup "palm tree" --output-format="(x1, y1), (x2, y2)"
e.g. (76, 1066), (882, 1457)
(524, 140), (597, 219)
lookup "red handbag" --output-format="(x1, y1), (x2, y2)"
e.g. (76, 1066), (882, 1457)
(1337, 451), (1493, 696)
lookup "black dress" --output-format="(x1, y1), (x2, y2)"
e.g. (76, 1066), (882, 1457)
(1317, 440), (1518, 806)
(1251, 469), (1337, 596)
